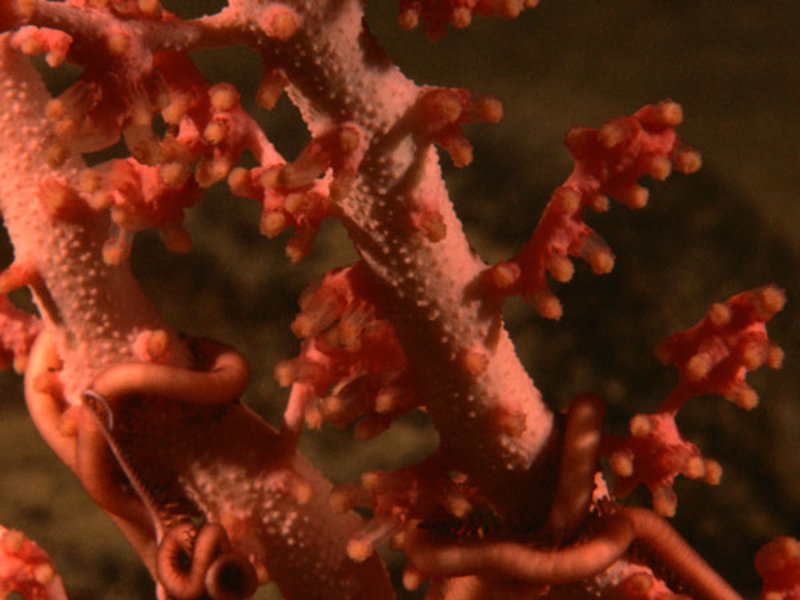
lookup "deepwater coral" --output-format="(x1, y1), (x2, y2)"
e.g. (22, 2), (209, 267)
(0, 2), (797, 600)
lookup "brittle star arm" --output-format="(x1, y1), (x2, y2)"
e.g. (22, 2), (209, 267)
(623, 507), (743, 600)
(405, 511), (635, 584)
(405, 391), (744, 600)
(79, 337), (260, 599)
(26, 331), (260, 598)
(546, 392), (606, 538)
(405, 508), (742, 600)
(88, 337), (250, 406)
(155, 522), (257, 600)
(26, 334), (257, 599)
(72, 336), (392, 600)
(24, 331), (159, 576)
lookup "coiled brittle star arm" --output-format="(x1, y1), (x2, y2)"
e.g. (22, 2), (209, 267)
(155, 522), (258, 600)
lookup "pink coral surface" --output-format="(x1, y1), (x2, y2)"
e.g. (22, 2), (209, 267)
(0, 1), (797, 600)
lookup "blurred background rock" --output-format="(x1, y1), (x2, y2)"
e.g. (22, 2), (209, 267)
(0, 1), (797, 598)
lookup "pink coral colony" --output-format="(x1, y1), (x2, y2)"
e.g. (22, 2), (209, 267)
(0, 0), (796, 599)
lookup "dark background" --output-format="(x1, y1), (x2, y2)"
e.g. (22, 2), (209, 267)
(0, 1), (798, 598)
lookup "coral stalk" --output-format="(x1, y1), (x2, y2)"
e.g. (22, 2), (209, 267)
(0, 1), (791, 599)
(0, 35), (189, 397)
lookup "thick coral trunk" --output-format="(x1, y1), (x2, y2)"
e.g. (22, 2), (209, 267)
(0, 35), (394, 600)
(263, 0), (556, 512)
(0, 35), (188, 398)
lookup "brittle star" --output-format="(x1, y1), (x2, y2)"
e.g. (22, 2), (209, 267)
(403, 394), (744, 600)
(25, 331), (394, 600)
(25, 332), (262, 599)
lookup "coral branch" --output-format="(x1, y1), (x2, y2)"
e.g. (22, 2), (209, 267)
(81, 337), (394, 599)
(0, 34), (190, 398)
(0, 295), (41, 372)
(606, 285), (785, 515)
(397, 0), (540, 39)
(757, 537), (800, 600)
(491, 101), (701, 319)
(0, 1), (791, 599)
(656, 285), (786, 412)
(0, 525), (67, 600)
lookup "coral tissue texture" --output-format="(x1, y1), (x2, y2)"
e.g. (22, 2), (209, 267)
(0, 1), (797, 600)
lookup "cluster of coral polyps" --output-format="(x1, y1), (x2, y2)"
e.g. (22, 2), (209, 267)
(0, 525), (67, 600)
(757, 537), (800, 600)
(606, 285), (786, 517)
(0, 0), (796, 599)
(489, 101), (702, 319)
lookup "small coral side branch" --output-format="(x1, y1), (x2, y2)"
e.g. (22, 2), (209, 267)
(487, 101), (701, 320)
(606, 285), (785, 517)
(757, 537), (800, 600)
(0, 525), (67, 600)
